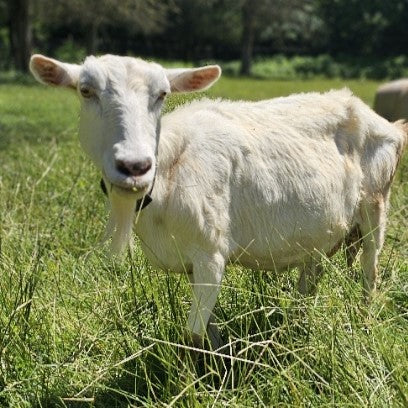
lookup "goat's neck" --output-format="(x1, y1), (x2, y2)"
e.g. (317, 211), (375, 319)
(151, 123), (187, 203)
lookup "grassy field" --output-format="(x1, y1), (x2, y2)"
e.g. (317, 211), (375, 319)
(0, 77), (407, 407)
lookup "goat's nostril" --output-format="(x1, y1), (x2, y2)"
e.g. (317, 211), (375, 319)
(116, 160), (132, 177)
(116, 158), (152, 177)
(132, 158), (152, 175)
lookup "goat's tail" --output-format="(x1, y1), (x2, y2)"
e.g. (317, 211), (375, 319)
(394, 119), (408, 151)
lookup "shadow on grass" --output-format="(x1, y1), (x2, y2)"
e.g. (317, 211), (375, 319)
(89, 304), (302, 407)
(91, 340), (227, 407)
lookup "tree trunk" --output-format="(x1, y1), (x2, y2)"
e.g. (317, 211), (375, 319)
(240, 0), (258, 76)
(7, 0), (32, 72)
(86, 21), (99, 55)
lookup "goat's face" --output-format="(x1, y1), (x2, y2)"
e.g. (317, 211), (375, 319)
(77, 56), (167, 197)
(30, 54), (221, 199)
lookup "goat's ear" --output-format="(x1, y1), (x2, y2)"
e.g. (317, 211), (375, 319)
(165, 65), (221, 93)
(29, 54), (81, 89)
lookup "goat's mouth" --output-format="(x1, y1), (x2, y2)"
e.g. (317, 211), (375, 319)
(112, 182), (149, 196)
(101, 177), (150, 198)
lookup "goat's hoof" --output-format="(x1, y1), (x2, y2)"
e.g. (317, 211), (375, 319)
(207, 322), (226, 351)
(191, 332), (206, 349)
(182, 331), (205, 350)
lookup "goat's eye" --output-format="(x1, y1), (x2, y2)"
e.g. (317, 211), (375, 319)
(157, 91), (167, 102)
(80, 86), (93, 98)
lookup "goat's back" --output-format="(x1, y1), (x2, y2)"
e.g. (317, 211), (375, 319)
(147, 90), (405, 269)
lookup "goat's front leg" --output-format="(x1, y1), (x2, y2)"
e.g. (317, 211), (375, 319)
(187, 252), (225, 348)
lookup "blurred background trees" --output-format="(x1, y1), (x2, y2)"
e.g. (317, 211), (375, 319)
(0, 0), (408, 77)
(38, 0), (171, 55)
(4, 0), (32, 72)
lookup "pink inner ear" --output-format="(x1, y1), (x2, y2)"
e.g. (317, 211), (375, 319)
(187, 68), (219, 90)
(34, 57), (65, 85)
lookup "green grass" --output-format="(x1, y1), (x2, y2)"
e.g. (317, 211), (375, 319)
(0, 77), (407, 407)
(209, 77), (380, 105)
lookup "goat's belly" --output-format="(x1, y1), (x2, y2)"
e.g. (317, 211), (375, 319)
(228, 162), (361, 269)
(230, 215), (350, 270)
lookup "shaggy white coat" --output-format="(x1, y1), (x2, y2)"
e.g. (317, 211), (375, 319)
(30, 54), (407, 346)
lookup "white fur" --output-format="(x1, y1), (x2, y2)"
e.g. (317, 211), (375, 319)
(104, 186), (137, 254)
(30, 54), (407, 346)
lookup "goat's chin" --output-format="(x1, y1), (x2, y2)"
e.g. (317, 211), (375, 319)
(103, 187), (137, 256)
(112, 183), (149, 199)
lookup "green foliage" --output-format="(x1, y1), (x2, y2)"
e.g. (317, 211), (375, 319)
(0, 78), (407, 407)
(54, 38), (86, 64)
(2, 0), (408, 74)
(222, 55), (408, 80)
(316, 0), (408, 56)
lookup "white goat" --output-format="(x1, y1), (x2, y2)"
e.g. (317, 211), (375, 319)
(374, 78), (408, 121)
(30, 54), (407, 347)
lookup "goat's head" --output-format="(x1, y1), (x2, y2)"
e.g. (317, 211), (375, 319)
(30, 54), (221, 196)
(30, 54), (221, 253)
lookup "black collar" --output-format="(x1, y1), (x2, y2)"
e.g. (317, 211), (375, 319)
(100, 179), (153, 212)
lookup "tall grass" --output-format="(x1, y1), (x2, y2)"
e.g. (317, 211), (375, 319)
(0, 78), (407, 407)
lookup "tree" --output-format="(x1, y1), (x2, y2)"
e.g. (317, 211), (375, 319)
(240, 0), (259, 75)
(239, 0), (315, 75)
(7, 0), (32, 72)
(38, 0), (171, 55)
(167, 0), (241, 62)
(316, 0), (408, 57)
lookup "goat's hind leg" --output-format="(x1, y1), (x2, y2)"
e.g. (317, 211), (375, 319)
(297, 259), (324, 296)
(358, 197), (387, 298)
(345, 225), (362, 268)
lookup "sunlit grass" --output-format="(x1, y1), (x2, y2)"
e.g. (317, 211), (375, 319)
(0, 78), (407, 407)
(209, 77), (380, 105)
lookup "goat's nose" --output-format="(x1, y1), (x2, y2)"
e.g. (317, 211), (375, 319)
(115, 158), (152, 177)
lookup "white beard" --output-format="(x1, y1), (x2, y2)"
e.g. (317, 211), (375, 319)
(103, 187), (137, 255)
